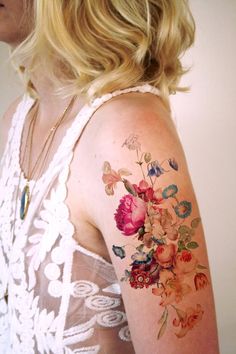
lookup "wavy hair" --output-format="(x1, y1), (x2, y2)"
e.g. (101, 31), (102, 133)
(12, 0), (195, 107)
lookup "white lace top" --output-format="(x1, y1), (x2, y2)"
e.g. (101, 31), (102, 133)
(0, 84), (160, 354)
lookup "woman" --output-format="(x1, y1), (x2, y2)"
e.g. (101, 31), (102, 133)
(0, 1), (220, 353)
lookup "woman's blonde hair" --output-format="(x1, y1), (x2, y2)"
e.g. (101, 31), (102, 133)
(13, 0), (195, 107)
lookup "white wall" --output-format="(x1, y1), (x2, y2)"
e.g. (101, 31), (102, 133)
(0, 1), (235, 353)
(171, 1), (236, 353)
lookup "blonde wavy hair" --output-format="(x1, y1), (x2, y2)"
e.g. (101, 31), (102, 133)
(13, 0), (195, 107)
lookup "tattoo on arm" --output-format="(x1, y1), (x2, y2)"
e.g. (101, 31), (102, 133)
(102, 134), (209, 340)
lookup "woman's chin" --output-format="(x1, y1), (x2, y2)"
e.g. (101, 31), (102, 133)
(0, 27), (27, 47)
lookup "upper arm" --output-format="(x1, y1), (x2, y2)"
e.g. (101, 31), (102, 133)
(83, 98), (219, 354)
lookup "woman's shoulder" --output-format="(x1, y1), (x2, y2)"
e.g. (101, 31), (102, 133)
(95, 90), (171, 123)
(77, 89), (184, 217)
(89, 90), (178, 155)
(0, 96), (23, 156)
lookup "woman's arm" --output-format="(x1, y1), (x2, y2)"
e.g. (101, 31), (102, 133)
(81, 94), (220, 354)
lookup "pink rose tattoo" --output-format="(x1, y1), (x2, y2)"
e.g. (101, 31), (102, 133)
(115, 195), (147, 236)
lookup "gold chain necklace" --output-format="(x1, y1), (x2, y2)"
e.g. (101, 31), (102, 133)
(3, 96), (76, 301)
(20, 95), (77, 220)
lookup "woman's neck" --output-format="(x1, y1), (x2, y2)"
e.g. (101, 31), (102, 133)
(30, 75), (85, 126)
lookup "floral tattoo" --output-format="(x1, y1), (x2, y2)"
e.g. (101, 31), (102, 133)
(102, 134), (209, 340)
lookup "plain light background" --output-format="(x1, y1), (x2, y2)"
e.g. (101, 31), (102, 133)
(0, 1), (235, 353)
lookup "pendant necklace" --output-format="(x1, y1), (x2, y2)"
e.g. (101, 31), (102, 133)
(20, 95), (77, 220)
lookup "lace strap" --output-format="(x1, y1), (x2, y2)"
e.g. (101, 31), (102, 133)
(3, 85), (160, 190)
(49, 84), (160, 170)
(91, 83), (160, 109)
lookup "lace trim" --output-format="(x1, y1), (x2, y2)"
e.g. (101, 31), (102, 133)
(70, 280), (99, 298)
(90, 84), (160, 109)
(74, 244), (113, 268)
(102, 283), (121, 295)
(63, 316), (97, 338)
(65, 345), (100, 354)
(85, 295), (121, 311)
(119, 325), (132, 342)
(96, 310), (127, 327)
(63, 328), (95, 346)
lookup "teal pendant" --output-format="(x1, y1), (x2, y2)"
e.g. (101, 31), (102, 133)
(20, 184), (30, 220)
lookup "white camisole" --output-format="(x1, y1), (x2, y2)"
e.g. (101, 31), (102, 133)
(0, 84), (160, 354)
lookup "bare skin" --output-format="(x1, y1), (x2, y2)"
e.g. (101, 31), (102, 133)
(0, 2), (220, 352)
(0, 0), (32, 46)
